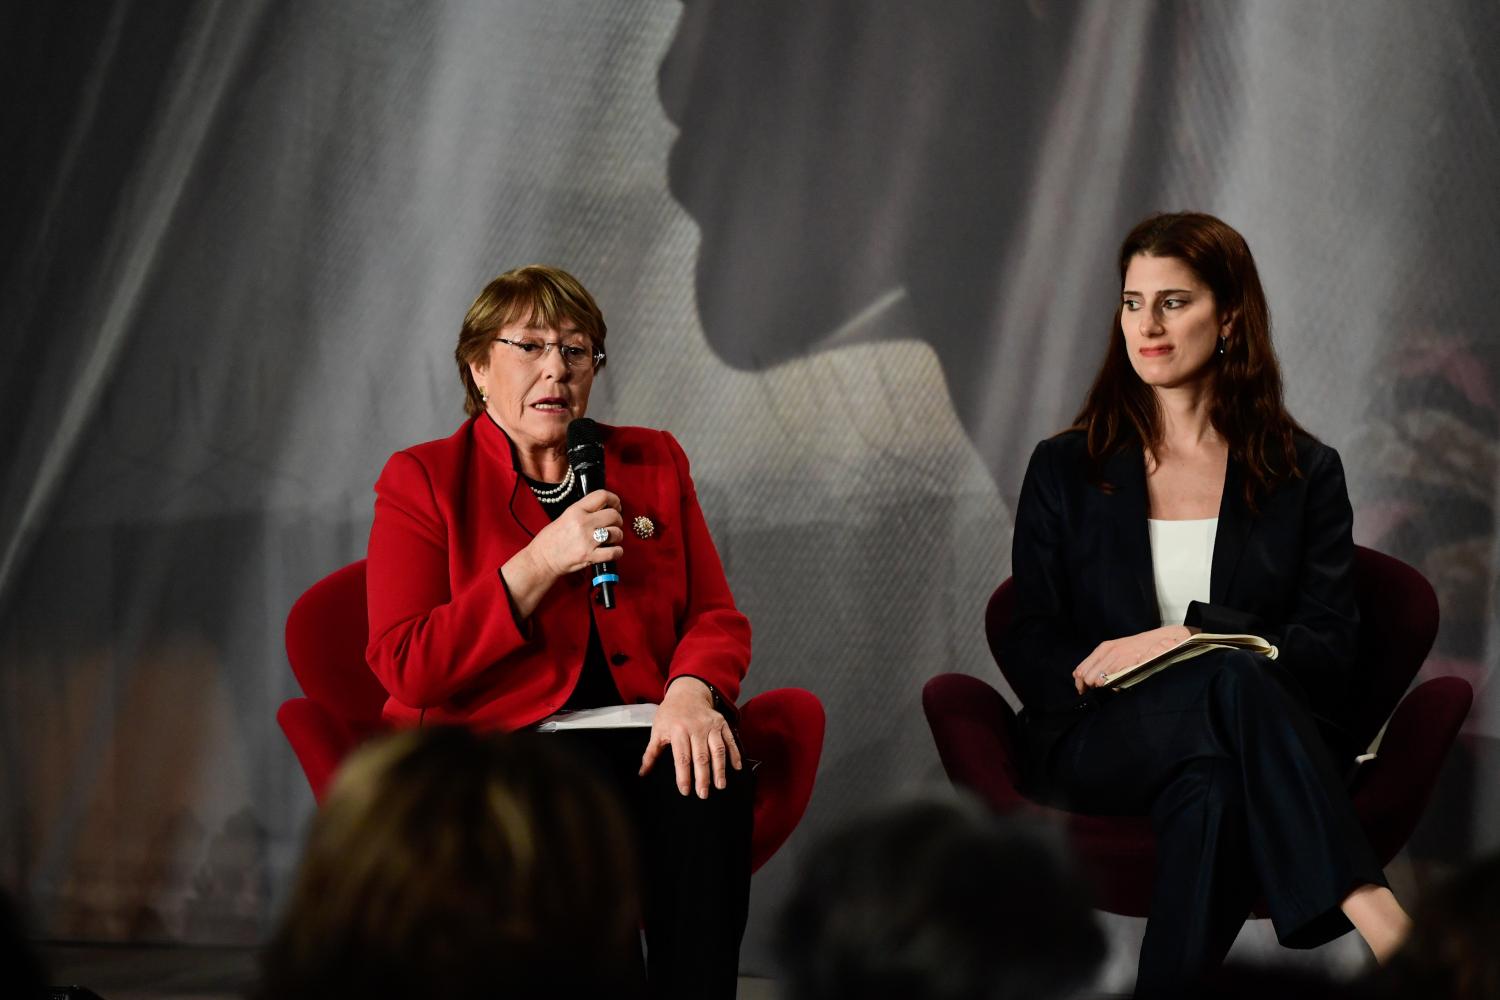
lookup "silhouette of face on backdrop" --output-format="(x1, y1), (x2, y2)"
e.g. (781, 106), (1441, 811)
(659, 1), (1181, 487)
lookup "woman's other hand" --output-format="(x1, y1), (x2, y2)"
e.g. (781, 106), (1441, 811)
(1072, 625), (1197, 694)
(501, 490), (624, 618)
(640, 677), (743, 798)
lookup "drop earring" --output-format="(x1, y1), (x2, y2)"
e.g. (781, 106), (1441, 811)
(1217, 336), (1227, 357)
(479, 385), (489, 403)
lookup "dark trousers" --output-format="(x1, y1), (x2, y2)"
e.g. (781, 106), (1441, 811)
(547, 727), (754, 1000)
(1038, 649), (1386, 998)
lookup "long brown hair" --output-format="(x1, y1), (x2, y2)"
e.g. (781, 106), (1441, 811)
(1072, 212), (1305, 506)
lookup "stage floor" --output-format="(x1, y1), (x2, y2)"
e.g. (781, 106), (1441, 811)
(39, 943), (781, 999)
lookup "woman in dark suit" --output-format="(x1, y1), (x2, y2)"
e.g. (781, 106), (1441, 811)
(1001, 213), (1411, 996)
(364, 265), (752, 998)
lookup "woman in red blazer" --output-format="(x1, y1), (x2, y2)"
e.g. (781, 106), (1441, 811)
(365, 265), (751, 999)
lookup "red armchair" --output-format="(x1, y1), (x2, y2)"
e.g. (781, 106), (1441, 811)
(923, 545), (1473, 916)
(279, 559), (825, 873)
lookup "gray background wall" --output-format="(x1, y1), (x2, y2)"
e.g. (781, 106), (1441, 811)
(3, 0), (1497, 986)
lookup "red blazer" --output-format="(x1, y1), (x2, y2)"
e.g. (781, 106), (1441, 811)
(365, 415), (751, 730)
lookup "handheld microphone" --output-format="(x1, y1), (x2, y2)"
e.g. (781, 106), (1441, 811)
(566, 418), (617, 609)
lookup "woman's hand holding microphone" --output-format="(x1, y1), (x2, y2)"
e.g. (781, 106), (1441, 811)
(501, 490), (623, 619)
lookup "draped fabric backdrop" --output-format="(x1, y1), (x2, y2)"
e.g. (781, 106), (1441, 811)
(3, 0), (1497, 987)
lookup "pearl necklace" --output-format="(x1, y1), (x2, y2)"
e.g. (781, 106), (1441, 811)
(528, 465), (576, 504)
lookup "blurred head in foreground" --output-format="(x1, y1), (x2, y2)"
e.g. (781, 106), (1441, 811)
(1375, 851), (1500, 1000)
(778, 796), (1105, 1000)
(259, 727), (640, 999)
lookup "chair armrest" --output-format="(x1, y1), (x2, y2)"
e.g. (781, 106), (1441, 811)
(1350, 676), (1474, 865)
(739, 688), (826, 873)
(277, 697), (364, 803)
(922, 673), (1030, 813)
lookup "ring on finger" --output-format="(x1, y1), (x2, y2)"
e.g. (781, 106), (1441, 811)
(592, 527), (610, 544)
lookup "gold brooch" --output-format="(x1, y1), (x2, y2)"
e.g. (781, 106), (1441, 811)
(632, 515), (655, 539)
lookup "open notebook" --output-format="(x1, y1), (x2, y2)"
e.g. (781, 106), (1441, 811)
(1100, 633), (1278, 691)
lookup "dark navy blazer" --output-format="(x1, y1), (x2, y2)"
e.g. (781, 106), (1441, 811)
(1000, 429), (1360, 773)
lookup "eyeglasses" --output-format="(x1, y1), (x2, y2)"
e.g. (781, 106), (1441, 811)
(494, 337), (606, 371)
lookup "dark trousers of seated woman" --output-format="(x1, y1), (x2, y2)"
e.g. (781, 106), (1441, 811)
(546, 726), (755, 1000)
(1036, 648), (1385, 999)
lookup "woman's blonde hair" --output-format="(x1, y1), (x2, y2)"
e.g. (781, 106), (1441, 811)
(258, 727), (640, 998)
(454, 264), (608, 416)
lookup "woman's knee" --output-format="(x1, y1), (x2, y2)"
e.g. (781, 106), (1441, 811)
(1153, 756), (1244, 828)
(1201, 648), (1283, 706)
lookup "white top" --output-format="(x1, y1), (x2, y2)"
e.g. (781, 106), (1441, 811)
(1148, 517), (1219, 627)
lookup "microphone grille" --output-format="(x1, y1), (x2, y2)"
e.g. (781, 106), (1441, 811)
(566, 417), (601, 451)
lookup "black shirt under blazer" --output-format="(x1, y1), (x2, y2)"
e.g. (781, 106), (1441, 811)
(1001, 430), (1360, 781)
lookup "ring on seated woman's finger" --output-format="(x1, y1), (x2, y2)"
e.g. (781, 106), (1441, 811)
(592, 527), (610, 544)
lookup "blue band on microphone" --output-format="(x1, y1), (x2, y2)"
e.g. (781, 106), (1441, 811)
(591, 572), (619, 587)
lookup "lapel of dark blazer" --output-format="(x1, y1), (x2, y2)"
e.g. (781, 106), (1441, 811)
(1210, 457), (1253, 604)
(1103, 444), (1157, 624)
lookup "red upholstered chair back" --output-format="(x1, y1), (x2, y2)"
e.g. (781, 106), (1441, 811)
(984, 545), (1440, 751)
(1344, 546), (1440, 753)
(284, 559), (387, 728)
(982, 577), (1020, 699)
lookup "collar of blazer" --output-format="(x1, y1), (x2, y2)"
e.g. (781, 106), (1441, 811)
(1100, 443), (1255, 616)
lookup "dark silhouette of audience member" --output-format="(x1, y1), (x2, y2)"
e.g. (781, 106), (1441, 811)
(257, 727), (643, 999)
(777, 797), (1105, 1000)
(1372, 852), (1500, 1000)
(0, 888), (48, 999)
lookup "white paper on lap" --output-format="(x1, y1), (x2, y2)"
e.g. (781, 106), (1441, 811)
(534, 703), (658, 732)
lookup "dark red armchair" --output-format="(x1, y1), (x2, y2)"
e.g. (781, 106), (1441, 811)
(279, 559), (825, 873)
(923, 545), (1473, 915)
